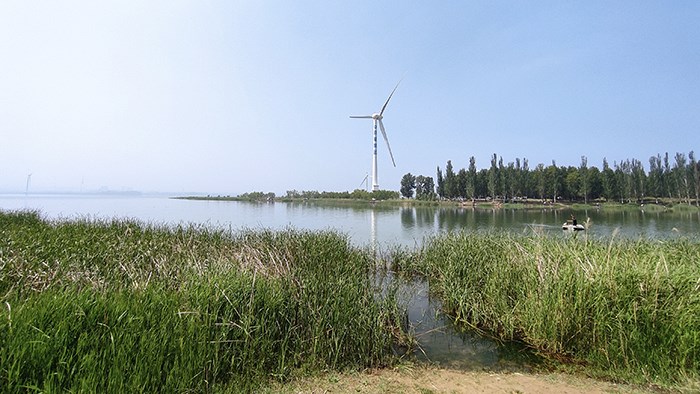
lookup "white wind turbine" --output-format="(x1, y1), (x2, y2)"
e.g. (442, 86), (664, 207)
(350, 81), (400, 191)
(360, 173), (369, 191)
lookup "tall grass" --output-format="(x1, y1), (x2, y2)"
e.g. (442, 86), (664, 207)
(401, 230), (700, 386)
(0, 210), (401, 392)
(4, 209), (698, 389)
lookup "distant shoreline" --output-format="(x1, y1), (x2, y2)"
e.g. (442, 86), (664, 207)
(173, 195), (699, 212)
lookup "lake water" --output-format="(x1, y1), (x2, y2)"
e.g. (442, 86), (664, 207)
(3, 193), (699, 369)
(2, 194), (699, 247)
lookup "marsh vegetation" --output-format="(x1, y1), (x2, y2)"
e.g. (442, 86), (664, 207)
(0, 210), (403, 392)
(395, 231), (700, 387)
(1, 209), (698, 391)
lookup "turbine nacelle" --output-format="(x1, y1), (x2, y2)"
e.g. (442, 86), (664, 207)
(372, 113), (382, 120)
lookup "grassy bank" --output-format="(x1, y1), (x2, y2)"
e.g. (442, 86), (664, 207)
(3, 209), (699, 391)
(0, 210), (402, 392)
(395, 231), (700, 387)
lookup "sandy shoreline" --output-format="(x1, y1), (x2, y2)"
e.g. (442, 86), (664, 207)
(268, 367), (670, 393)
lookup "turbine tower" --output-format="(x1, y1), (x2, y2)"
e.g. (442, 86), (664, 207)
(350, 81), (400, 191)
(25, 173), (32, 196)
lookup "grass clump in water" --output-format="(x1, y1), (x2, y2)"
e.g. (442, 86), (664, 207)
(0, 210), (402, 392)
(403, 231), (700, 389)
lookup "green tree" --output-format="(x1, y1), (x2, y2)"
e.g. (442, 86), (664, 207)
(444, 160), (456, 199)
(371, 190), (399, 200)
(498, 157), (507, 200)
(400, 173), (416, 198)
(423, 150), (700, 204)
(545, 161), (561, 202)
(466, 156), (477, 200)
(565, 167), (580, 201)
(601, 158), (616, 202)
(631, 158), (646, 201)
(588, 166), (602, 200)
(674, 152), (690, 204)
(457, 168), (468, 199)
(579, 156), (588, 204)
(513, 158), (524, 198)
(690, 151), (699, 206)
(663, 152), (673, 200)
(520, 158), (531, 198)
(286, 190), (301, 199)
(614, 160), (631, 203)
(475, 169), (488, 198)
(487, 153), (498, 200)
(648, 154), (663, 200)
(532, 163), (546, 200)
(415, 175), (436, 200)
(350, 189), (372, 200)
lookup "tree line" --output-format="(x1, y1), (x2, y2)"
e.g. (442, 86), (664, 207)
(227, 190), (401, 202)
(401, 151), (700, 205)
(284, 189), (399, 201)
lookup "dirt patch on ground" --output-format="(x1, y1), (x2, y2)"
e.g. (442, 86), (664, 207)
(269, 367), (660, 393)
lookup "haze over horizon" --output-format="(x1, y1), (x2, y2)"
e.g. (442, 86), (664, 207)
(2, 2), (698, 196)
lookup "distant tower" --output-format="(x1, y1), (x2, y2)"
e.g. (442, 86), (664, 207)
(25, 173), (32, 196)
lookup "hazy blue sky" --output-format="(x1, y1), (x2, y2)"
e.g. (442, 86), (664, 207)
(1, 1), (698, 195)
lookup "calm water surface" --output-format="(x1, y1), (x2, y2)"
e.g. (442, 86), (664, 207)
(2, 194), (699, 247)
(3, 194), (699, 369)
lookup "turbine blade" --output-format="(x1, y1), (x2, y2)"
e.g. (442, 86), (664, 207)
(349, 115), (373, 119)
(378, 119), (396, 167)
(359, 174), (369, 187)
(379, 79), (402, 117)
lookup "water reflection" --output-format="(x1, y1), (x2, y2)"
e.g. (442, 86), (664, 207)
(393, 205), (699, 242)
(400, 207), (415, 230)
(369, 208), (377, 254)
(401, 279), (501, 369)
(373, 269), (541, 371)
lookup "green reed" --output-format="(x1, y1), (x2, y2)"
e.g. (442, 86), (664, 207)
(401, 230), (700, 386)
(0, 210), (401, 392)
